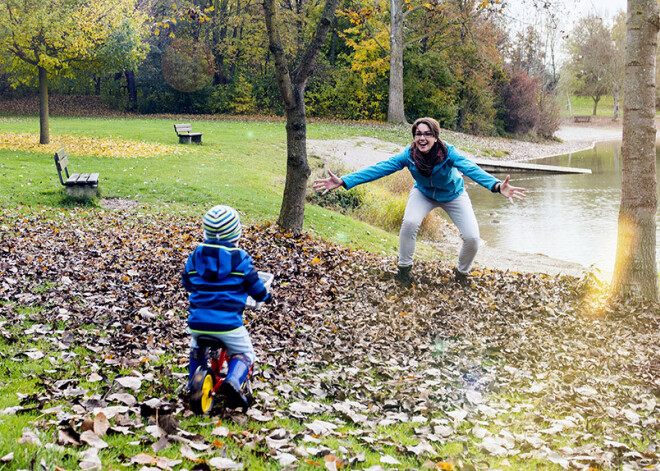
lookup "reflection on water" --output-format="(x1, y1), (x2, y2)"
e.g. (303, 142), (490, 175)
(465, 140), (659, 275)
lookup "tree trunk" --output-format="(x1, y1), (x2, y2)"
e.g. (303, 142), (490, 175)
(330, 17), (337, 66)
(264, 0), (339, 233)
(278, 86), (311, 230)
(125, 70), (137, 112)
(387, 0), (407, 124)
(613, 86), (620, 121)
(592, 96), (600, 115)
(94, 74), (101, 95)
(38, 66), (49, 145)
(566, 91), (572, 117)
(611, 0), (659, 301)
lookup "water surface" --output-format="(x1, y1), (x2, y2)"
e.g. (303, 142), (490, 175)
(465, 141), (660, 275)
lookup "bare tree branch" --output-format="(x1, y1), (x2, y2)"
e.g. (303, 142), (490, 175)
(263, 0), (295, 108)
(291, 0), (341, 84)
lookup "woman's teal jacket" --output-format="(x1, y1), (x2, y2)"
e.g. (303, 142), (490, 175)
(341, 144), (500, 202)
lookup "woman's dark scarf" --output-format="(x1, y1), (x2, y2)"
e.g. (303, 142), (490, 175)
(411, 140), (448, 177)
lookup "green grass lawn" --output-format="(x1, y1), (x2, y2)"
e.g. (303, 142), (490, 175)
(558, 95), (616, 117)
(559, 94), (660, 118)
(0, 115), (410, 256)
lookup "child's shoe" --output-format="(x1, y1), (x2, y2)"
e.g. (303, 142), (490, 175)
(188, 347), (207, 390)
(220, 354), (250, 411)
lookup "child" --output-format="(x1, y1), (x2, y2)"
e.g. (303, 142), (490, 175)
(182, 205), (271, 410)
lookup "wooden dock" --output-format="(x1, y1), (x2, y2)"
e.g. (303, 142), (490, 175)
(473, 158), (592, 174)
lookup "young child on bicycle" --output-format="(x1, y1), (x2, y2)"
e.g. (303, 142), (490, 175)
(182, 205), (271, 410)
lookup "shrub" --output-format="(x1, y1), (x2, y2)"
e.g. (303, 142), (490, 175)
(308, 184), (365, 214)
(499, 69), (541, 135)
(494, 68), (561, 138)
(209, 74), (258, 115)
(537, 90), (561, 138)
(306, 67), (387, 121)
(403, 51), (459, 128)
(309, 166), (447, 242)
(454, 74), (497, 136)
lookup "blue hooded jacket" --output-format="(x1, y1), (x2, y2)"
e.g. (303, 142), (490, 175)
(341, 144), (500, 202)
(182, 240), (269, 333)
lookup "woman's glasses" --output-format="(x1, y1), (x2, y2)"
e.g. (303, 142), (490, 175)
(414, 132), (434, 138)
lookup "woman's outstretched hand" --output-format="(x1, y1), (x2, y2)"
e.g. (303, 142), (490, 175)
(312, 169), (344, 195)
(500, 175), (526, 204)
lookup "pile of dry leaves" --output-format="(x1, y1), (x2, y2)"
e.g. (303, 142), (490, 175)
(0, 206), (658, 470)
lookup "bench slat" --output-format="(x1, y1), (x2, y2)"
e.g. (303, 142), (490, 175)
(65, 173), (81, 185)
(57, 155), (69, 170)
(175, 124), (193, 133)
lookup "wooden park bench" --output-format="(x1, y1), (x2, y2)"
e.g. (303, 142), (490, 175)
(174, 123), (203, 144)
(573, 115), (591, 123)
(54, 149), (99, 200)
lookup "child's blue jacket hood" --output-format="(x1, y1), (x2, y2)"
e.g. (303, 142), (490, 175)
(182, 240), (269, 333)
(192, 241), (233, 281)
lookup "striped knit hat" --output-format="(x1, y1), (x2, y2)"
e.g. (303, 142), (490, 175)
(203, 205), (242, 242)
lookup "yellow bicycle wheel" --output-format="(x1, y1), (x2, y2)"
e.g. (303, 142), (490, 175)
(190, 367), (216, 414)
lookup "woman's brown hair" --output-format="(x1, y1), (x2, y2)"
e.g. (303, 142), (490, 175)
(411, 117), (441, 140)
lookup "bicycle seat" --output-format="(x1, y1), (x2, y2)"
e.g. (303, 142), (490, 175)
(195, 335), (228, 350)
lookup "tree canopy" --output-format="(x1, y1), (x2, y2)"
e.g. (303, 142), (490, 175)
(0, 0), (148, 142)
(562, 15), (615, 116)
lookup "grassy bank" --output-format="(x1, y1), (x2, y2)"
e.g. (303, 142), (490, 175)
(0, 116), (419, 257)
(559, 95), (617, 118)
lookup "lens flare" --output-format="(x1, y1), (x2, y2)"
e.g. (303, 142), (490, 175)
(161, 38), (215, 93)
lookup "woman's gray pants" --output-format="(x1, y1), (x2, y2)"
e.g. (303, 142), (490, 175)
(398, 188), (480, 275)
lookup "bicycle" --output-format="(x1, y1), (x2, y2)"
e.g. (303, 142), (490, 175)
(189, 335), (255, 414)
(189, 272), (273, 415)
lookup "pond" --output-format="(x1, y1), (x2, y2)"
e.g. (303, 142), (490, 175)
(465, 140), (660, 276)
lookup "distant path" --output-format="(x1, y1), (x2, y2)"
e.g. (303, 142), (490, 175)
(308, 121), (623, 173)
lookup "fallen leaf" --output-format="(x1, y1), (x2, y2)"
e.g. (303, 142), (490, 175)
(380, 455), (401, 465)
(80, 448), (102, 471)
(115, 377), (142, 391)
(93, 412), (110, 437)
(80, 430), (108, 449)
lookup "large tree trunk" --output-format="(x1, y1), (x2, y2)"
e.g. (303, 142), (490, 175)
(278, 86), (310, 230)
(387, 0), (407, 125)
(330, 17), (337, 66)
(611, 0), (659, 301)
(264, 0), (339, 233)
(38, 66), (49, 145)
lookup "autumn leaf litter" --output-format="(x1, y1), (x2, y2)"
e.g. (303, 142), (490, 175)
(1, 207), (659, 470)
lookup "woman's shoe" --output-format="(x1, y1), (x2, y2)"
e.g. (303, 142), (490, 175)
(453, 268), (469, 286)
(395, 265), (414, 288)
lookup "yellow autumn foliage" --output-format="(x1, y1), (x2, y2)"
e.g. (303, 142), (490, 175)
(0, 133), (186, 158)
